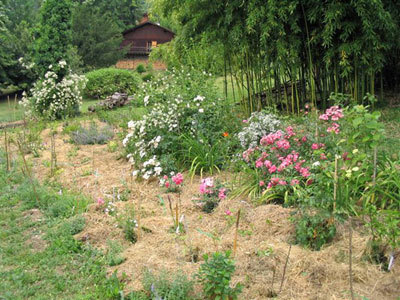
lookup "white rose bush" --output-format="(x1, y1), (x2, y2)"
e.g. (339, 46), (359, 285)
(21, 61), (87, 120)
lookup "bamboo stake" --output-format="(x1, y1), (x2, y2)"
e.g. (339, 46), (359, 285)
(137, 189), (142, 240)
(4, 130), (10, 172)
(233, 209), (241, 257)
(333, 156), (338, 212)
(349, 219), (355, 300)
(175, 201), (179, 232)
(17, 140), (40, 206)
(279, 244), (292, 293)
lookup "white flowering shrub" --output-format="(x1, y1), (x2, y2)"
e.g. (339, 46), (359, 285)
(135, 68), (215, 107)
(20, 61), (87, 120)
(238, 111), (281, 149)
(124, 92), (230, 179)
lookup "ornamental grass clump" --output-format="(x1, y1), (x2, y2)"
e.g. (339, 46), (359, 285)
(21, 61), (87, 120)
(69, 122), (114, 145)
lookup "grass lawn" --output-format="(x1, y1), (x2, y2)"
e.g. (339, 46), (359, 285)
(0, 97), (24, 123)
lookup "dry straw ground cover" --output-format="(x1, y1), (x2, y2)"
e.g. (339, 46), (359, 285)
(5, 124), (396, 300)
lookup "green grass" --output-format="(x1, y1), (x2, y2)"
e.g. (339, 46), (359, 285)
(0, 154), (128, 299)
(0, 98), (24, 123)
(379, 107), (400, 157)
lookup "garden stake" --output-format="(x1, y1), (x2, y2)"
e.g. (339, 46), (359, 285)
(137, 189), (143, 240)
(372, 147), (377, 186)
(167, 195), (175, 225)
(349, 220), (355, 300)
(4, 130), (10, 172)
(279, 243), (292, 294)
(333, 156), (338, 212)
(233, 209), (241, 257)
(50, 131), (57, 176)
(17, 140), (40, 206)
(175, 201), (179, 232)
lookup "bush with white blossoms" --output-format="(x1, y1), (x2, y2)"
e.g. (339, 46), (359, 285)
(124, 92), (229, 179)
(20, 61), (87, 120)
(238, 111), (281, 149)
(135, 67), (215, 107)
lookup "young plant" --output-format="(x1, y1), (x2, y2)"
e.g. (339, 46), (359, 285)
(197, 251), (242, 300)
(294, 211), (336, 251)
(69, 122), (114, 145)
(116, 205), (138, 243)
(195, 177), (228, 213)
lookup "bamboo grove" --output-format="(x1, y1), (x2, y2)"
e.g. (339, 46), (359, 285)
(153, 0), (400, 115)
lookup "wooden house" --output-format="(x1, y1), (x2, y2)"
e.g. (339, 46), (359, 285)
(121, 14), (175, 57)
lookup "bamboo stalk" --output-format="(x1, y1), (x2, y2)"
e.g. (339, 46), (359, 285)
(279, 243), (292, 293)
(349, 219), (354, 300)
(333, 156), (338, 212)
(233, 209), (241, 256)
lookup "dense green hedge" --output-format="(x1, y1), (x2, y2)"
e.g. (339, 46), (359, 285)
(84, 68), (141, 99)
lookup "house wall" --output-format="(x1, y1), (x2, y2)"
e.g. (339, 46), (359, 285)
(121, 23), (175, 50)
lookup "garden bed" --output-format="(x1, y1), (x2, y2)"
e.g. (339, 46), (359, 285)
(6, 124), (396, 299)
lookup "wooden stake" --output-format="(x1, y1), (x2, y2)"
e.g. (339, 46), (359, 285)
(333, 156), (338, 212)
(175, 201), (179, 230)
(17, 141), (40, 206)
(4, 130), (10, 172)
(372, 147), (377, 186)
(137, 189), (142, 240)
(349, 220), (355, 300)
(279, 244), (292, 294)
(233, 209), (241, 256)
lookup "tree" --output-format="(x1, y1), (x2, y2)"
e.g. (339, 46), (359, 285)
(34, 0), (72, 77)
(0, 3), (14, 88)
(71, 4), (125, 70)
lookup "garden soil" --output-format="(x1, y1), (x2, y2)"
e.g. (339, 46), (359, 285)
(4, 124), (399, 300)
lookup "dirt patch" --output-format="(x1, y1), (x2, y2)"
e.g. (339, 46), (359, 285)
(5, 124), (398, 299)
(23, 209), (44, 223)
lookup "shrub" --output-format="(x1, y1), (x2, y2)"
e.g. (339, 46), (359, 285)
(238, 110), (281, 149)
(84, 68), (141, 99)
(197, 251), (242, 300)
(69, 122), (114, 145)
(20, 61), (87, 120)
(136, 64), (146, 74)
(141, 73), (153, 82)
(194, 177), (228, 213)
(294, 212), (336, 251)
(142, 269), (195, 300)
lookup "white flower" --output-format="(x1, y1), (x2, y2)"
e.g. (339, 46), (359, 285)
(199, 108), (204, 113)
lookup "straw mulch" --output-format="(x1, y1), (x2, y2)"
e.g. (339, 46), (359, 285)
(5, 124), (399, 300)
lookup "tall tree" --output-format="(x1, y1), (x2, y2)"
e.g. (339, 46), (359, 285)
(71, 4), (125, 70)
(34, 0), (72, 77)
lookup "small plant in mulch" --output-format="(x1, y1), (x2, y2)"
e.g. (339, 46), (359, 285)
(194, 177), (228, 213)
(69, 122), (114, 145)
(196, 251), (242, 300)
(116, 204), (138, 244)
(293, 211), (336, 251)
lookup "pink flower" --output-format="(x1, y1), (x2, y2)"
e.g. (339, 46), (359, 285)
(172, 173), (183, 185)
(306, 179), (313, 186)
(301, 136), (307, 142)
(268, 165), (277, 174)
(278, 180), (287, 186)
(97, 197), (105, 206)
(259, 180), (265, 187)
(276, 139), (290, 150)
(299, 167), (311, 178)
(319, 114), (329, 121)
(218, 188), (227, 200)
(311, 143), (319, 150)
(327, 123), (340, 134)
(255, 159), (264, 168)
(290, 179), (300, 186)
(242, 120), (248, 123)
(264, 160), (272, 168)
(320, 153), (327, 160)
(165, 181), (170, 188)
(225, 210), (233, 216)
(163, 175), (168, 180)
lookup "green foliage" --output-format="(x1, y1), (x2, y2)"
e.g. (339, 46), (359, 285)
(136, 64), (146, 74)
(106, 240), (126, 266)
(294, 212), (336, 251)
(34, 0), (72, 77)
(142, 73), (154, 82)
(69, 122), (114, 145)
(142, 269), (195, 300)
(84, 68), (141, 99)
(116, 205), (138, 243)
(197, 251), (242, 300)
(71, 3), (125, 70)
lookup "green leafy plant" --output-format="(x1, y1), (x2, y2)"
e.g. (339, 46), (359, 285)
(84, 68), (141, 99)
(294, 211), (336, 251)
(136, 64), (146, 74)
(116, 205), (138, 243)
(142, 269), (195, 300)
(106, 240), (126, 267)
(197, 251), (242, 300)
(69, 122), (114, 145)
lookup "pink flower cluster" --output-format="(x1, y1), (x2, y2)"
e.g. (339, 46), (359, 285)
(199, 177), (227, 200)
(172, 173), (183, 185)
(319, 106), (344, 135)
(243, 126), (315, 192)
(319, 106), (344, 121)
(161, 173), (184, 189)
